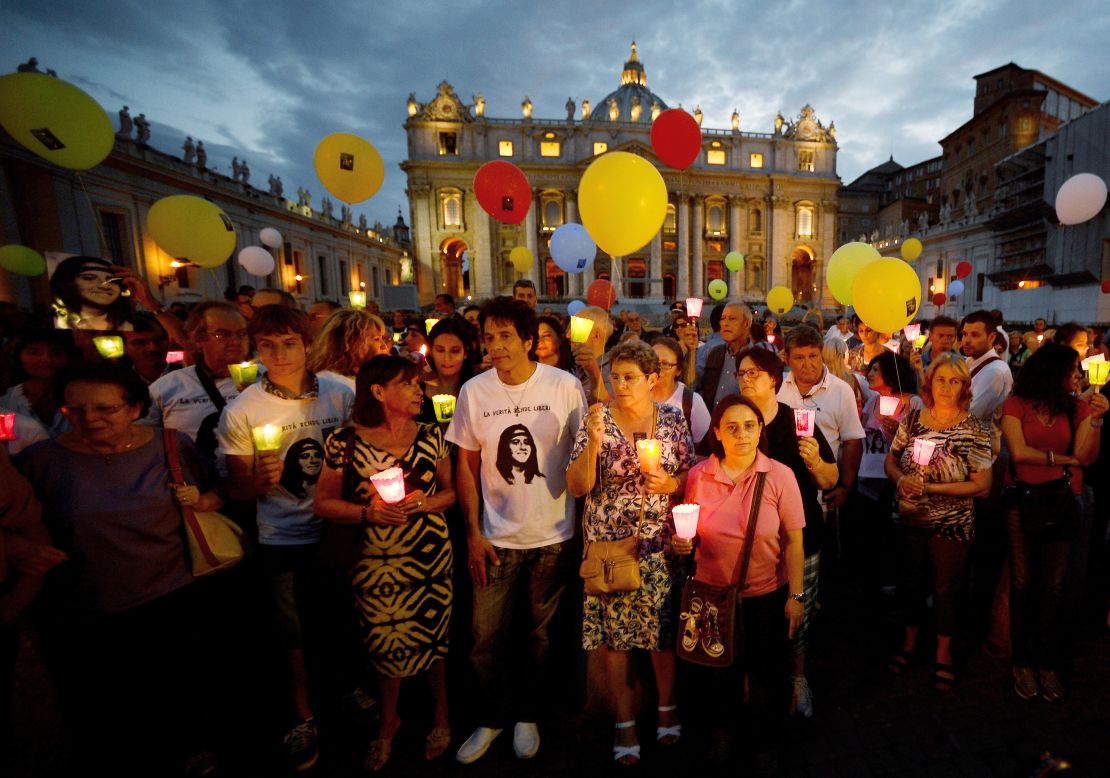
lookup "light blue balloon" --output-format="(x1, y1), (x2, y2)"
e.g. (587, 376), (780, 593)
(550, 223), (597, 274)
(948, 279), (965, 297)
(566, 299), (586, 316)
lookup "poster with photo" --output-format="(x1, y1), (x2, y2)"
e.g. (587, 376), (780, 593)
(46, 253), (135, 332)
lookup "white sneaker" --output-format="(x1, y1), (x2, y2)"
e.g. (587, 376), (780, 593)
(455, 726), (503, 764)
(513, 721), (540, 759)
(791, 675), (814, 718)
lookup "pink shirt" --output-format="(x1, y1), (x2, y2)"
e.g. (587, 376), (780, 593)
(686, 452), (805, 596)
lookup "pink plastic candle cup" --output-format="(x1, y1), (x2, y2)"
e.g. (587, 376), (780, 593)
(879, 396), (900, 416)
(685, 297), (704, 319)
(903, 324), (921, 341)
(369, 466), (406, 503)
(636, 439), (662, 472)
(0, 413), (16, 441)
(793, 409), (816, 438)
(671, 504), (700, 539)
(166, 350), (185, 364)
(912, 438), (938, 467)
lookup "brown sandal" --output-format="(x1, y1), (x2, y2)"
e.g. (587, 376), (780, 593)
(425, 727), (452, 761)
(365, 738), (393, 772)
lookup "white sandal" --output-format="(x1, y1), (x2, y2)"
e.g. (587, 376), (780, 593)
(656, 705), (681, 745)
(613, 720), (640, 766)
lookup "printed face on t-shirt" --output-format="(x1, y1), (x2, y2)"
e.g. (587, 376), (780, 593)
(482, 318), (533, 376)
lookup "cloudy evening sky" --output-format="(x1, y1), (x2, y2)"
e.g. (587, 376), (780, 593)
(4, 0), (1107, 228)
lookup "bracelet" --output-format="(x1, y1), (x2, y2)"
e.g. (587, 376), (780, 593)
(1090, 418), (1105, 428)
(1047, 450), (1056, 467)
(360, 504), (368, 523)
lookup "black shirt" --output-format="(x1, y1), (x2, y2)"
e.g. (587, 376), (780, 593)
(763, 401), (835, 556)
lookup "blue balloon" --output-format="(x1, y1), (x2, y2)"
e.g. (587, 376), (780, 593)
(550, 223), (597, 274)
(566, 299), (586, 316)
(948, 280), (965, 298)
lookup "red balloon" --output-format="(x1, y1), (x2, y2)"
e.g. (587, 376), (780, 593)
(1101, 279), (1110, 294)
(473, 161), (531, 225)
(650, 109), (702, 170)
(956, 261), (972, 279)
(931, 292), (946, 306)
(586, 279), (617, 311)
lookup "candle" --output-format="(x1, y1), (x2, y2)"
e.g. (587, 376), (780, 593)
(1037, 334), (1043, 343)
(914, 334), (928, 350)
(425, 318), (439, 335)
(166, 350), (185, 364)
(793, 409), (816, 437)
(393, 332), (403, 343)
(251, 424), (283, 452)
(418, 344), (427, 359)
(879, 396), (900, 416)
(432, 394), (456, 422)
(1088, 360), (1110, 387)
(903, 324), (921, 341)
(228, 361), (258, 387)
(636, 438), (662, 472)
(93, 335), (125, 359)
(569, 315), (595, 344)
(369, 466), (406, 504)
(767, 334), (776, 344)
(685, 297), (704, 319)
(1080, 354), (1105, 371)
(348, 290), (366, 309)
(671, 504), (700, 539)
(912, 438), (938, 467)
(0, 412), (16, 441)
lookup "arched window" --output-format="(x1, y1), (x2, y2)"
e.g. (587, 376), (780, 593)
(750, 208), (763, 234)
(796, 204), (814, 238)
(543, 200), (562, 229)
(708, 205), (724, 232)
(664, 204), (677, 234)
(440, 189), (463, 229)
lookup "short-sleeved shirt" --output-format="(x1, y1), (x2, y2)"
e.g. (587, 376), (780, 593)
(685, 452), (805, 597)
(660, 382), (711, 444)
(762, 402), (835, 556)
(889, 411), (992, 541)
(446, 363), (586, 549)
(144, 365), (242, 470)
(217, 373), (354, 545)
(1002, 395), (1091, 494)
(778, 367), (865, 459)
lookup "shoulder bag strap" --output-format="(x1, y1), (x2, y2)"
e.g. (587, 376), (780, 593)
(194, 358), (228, 412)
(969, 355), (1002, 380)
(733, 471), (768, 589)
(681, 385), (693, 432)
(164, 428), (220, 568)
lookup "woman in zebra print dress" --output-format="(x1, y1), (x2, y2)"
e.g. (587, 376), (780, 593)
(316, 355), (455, 771)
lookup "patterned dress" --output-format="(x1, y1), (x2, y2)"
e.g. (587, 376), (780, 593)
(324, 424), (452, 678)
(572, 403), (695, 651)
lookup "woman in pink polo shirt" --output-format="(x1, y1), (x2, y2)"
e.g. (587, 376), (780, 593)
(672, 395), (805, 764)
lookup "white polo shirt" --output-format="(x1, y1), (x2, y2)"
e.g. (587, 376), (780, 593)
(777, 367), (865, 459)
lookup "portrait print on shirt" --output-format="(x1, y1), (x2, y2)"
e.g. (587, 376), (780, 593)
(495, 423), (546, 485)
(279, 437), (325, 499)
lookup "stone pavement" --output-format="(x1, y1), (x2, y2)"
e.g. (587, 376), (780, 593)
(9, 581), (1109, 777)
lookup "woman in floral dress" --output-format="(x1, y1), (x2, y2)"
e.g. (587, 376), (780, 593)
(567, 341), (695, 767)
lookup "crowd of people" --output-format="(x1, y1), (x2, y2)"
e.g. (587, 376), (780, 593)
(2, 265), (1108, 775)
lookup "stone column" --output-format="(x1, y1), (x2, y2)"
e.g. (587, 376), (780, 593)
(525, 191), (540, 290)
(410, 185), (435, 304)
(473, 205), (493, 299)
(692, 196), (704, 299)
(729, 195), (743, 294)
(650, 230), (663, 301)
(677, 196), (690, 298)
(565, 192), (580, 298)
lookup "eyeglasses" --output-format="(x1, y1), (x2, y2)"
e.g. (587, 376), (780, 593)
(658, 362), (679, 370)
(63, 403), (129, 417)
(206, 330), (249, 342)
(611, 372), (647, 387)
(736, 368), (766, 381)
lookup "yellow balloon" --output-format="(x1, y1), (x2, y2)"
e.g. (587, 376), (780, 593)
(851, 258), (922, 335)
(0, 244), (46, 276)
(826, 241), (881, 305)
(901, 238), (923, 262)
(578, 152), (667, 257)
(314, 133), (384, 204)
(0, 73), (114, 170)
(510, 246), (533, 273)
(146, 195), (237, 269)
(766, 286), (794, 314)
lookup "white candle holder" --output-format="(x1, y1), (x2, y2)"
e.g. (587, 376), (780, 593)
(879, 396), (900, 416)
(903, 324), (921, 342)
(370, 466), (406, 503)
(912, 438), (938, 467)
(685, 297), (704, 319)
(671, 504), (700, 539)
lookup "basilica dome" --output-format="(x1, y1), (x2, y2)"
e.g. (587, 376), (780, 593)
(586, 42), (669, 124)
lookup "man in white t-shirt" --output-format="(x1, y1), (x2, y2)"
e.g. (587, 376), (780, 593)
(217, 305), (354, 772)
(447, 297), (585, 765)
(145, 302), (250, 468)
(777, 324), (865, 719)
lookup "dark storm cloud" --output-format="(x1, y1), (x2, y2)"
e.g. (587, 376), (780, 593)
(3, 0), (1107, 228)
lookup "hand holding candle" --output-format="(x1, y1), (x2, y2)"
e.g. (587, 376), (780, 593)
(671, 504), (700, 539)
(569, 315), (595, 344)
(793, 409), (816, 437)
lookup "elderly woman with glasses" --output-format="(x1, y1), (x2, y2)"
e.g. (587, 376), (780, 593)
(884, 352), (992, 691)
(650, 336), (710, 445)
(567, 341), (695, 768)
(17, 361), (226, 774)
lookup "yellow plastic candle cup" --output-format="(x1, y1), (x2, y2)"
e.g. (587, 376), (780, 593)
(93, 335), (125, 359)
(425, 318), (439, 335)
(569, 316), (595, 344)
(432, 394), (456, 422)
(348, 291), (366, 309)
(1088, 361), (1110, 387)
(228, 361), (259, 387)
(251, 424), (283, 452)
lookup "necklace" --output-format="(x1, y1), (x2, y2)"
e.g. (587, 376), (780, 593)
(79, 428), (139, 465)
(499, 366), (536, 418)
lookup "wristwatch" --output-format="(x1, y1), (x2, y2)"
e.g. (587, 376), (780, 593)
(789, 592), (806, 604)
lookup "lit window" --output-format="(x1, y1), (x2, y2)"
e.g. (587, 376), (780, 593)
(443, 194), (462, 228)
(664, 204), (676, 234)
(499, 140), (513, 157)
(798, 150), (815, 172)
(797, 206), (814, 238)
(593, 141), (608, 156)
(438, 132), (458, 156)
(707, 149), (726, 165)
(749, 152), (764, 169)
(540, 141), (561, 157)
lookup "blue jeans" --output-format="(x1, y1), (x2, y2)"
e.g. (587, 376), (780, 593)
(470, 541), (574, 727)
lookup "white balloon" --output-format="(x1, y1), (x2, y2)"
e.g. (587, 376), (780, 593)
(259, 227), (284, 249)
(1055, 173), (1108, 226)
(239, 245), (275, 276)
